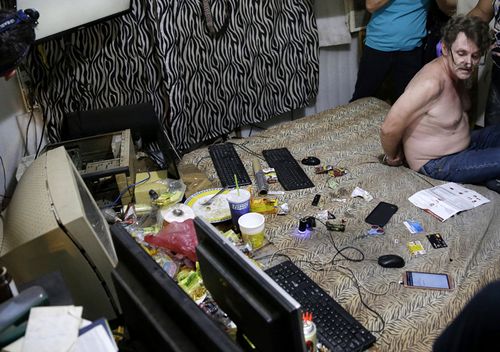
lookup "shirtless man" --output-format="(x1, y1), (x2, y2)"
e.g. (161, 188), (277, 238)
(380, 15), (500, 193)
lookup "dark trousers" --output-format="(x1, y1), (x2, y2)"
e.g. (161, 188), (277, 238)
(485, 64), (500, 126)
(433, 280), (500, 352)
(350, 45), (424, 103)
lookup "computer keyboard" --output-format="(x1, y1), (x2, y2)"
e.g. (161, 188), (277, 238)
(265, 261), (376, 352)
(262, 148), (314, 190)
(208, 143), (252, 188)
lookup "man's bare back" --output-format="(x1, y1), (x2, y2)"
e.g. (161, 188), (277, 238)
(402, 57), (471, 171)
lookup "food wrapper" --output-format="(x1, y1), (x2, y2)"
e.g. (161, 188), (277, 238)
(177, 269), (206, 302)
(250, 196), (278, 214)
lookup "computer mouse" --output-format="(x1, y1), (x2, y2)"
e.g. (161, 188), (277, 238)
(301, 156), (320, 166)
(377, 254), (405, 268)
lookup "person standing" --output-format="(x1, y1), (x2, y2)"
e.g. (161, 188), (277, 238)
(351, 0), (453, 104)
(469, 0), (500, 126)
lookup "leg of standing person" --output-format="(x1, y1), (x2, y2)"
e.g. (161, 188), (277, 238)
(419, 125), (500, 191)
(350, 46), (393, 102)
(392, 46), (424, 102)
(433, 280), (500, 352)
(484, 64), (500, 126)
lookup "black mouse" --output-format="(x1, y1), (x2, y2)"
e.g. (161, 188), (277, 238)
(301, 156), (320, 166)
(377, 254), (405, 268)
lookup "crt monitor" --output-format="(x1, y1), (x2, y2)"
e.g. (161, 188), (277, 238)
(194, 216), (307, 352)
(0, 146), (119, 320)
(16, 0), (131, 42)
(109, 223), (241, 352)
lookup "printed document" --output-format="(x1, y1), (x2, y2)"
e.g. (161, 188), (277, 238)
(408, 183), (490, 222)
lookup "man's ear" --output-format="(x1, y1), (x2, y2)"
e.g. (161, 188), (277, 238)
(3, 69), (16, 81)
(441, 42), (449, 56)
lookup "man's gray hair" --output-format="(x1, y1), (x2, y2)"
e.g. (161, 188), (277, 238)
(442, 15), (491, 55)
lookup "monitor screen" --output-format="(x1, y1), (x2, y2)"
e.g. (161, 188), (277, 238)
(0, 146), (119, 320)
(194, 216), (307, 352)
(16, 0), (131, 42)
(109, 223), (241, 352)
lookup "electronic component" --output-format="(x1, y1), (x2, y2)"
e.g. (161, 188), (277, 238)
(311, 194), (321, 206)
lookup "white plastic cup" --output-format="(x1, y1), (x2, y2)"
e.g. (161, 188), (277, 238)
(238, 212), (265, 250)
(226, 189), (251, 229)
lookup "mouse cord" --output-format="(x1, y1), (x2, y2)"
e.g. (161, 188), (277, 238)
(316, 218), (365, 263)
(335, 264), (386, 334)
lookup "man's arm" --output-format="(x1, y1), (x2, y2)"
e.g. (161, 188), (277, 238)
(380, 76), (442, 166)
(468, 0), (494, 23)
(365, 0), (391, 14)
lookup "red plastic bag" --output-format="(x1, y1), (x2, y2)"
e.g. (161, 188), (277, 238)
(144, 219), (198, 262)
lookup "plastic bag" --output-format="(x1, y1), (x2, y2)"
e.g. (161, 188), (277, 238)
(152, 178), (186, 207)
(144, 219), (198, 262)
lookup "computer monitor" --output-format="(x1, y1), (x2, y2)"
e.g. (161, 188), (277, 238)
(16, 0), (131, 42)
(194, 216), (307, 352)
(109, 223), (241, 352)
(0, 146), (119, 320)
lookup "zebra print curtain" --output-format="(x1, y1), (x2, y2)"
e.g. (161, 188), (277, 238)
(22, 0), (319, 152)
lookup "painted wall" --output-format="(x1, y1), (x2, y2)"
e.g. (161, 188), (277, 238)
(0, 78), (45, 210)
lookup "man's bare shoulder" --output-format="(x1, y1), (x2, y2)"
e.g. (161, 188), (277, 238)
(406, 60), (445, 97)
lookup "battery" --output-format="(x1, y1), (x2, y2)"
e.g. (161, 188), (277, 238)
(303, 319), (317, 352)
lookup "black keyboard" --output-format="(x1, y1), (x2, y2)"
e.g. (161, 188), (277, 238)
(209, 143), (252, 188)
(262, 148), (314, 190)
(265, 261), (376, 352)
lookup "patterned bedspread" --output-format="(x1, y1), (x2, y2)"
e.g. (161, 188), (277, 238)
(180, 97), (500, 351)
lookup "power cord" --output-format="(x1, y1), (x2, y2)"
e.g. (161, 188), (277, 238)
(108, 171), (152, 208)
(228, 141), (266, 161)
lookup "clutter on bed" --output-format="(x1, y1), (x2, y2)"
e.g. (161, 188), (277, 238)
(179, 97), (500, 352)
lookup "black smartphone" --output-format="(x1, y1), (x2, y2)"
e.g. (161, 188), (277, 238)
(402, 271), (453, 290)
(365, 201), (398, 227)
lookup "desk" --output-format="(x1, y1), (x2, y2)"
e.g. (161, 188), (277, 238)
(179, 97), (500, 351)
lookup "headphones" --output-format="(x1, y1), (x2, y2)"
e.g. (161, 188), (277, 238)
(0, 9), (39, 34)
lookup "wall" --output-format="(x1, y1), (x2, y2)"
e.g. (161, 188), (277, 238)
(0, 78), (45, 210)
(24, 0), (319, 154)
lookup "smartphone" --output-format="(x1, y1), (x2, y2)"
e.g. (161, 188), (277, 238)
(402, 271), (453, 290)
(365, 201), (398, 227)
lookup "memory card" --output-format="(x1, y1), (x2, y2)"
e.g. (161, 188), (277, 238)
(426, 233), (448, 249)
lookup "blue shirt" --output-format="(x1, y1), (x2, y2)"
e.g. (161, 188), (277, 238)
(365, 0), (430, 52)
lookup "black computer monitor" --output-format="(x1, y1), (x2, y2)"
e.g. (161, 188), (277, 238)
(194, 216), (307, 352)
(109, 224), (241, 352)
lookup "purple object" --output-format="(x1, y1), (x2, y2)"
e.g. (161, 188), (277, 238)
(436, 41), (443, 57)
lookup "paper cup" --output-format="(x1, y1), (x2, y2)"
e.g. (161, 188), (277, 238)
(238, 212), (265, 250)
(226, 189), (251, 229)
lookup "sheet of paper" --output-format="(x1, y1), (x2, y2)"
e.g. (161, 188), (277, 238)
(21, 306), (82, 352)
(408, 183), (490, 221)
(73, 325), (117, 352)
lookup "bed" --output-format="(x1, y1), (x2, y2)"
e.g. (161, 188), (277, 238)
(179, 97), (500, 351)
